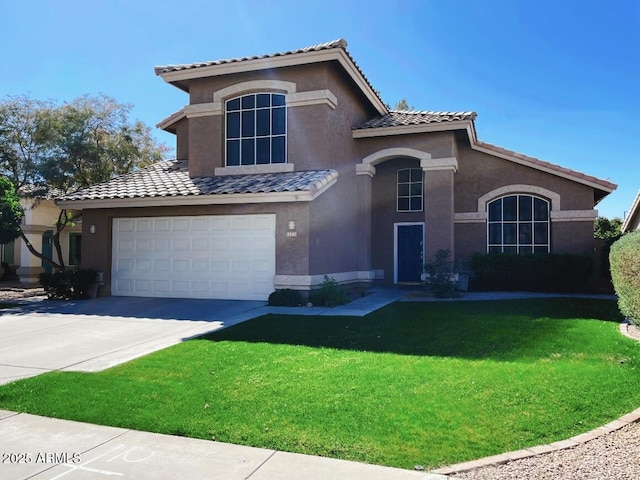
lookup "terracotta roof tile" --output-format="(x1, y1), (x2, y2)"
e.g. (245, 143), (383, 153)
(57, 160), (338, 201)
(353, 110), (477, 129)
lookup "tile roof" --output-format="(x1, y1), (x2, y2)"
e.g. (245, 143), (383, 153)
(57, 160), (338, 202)
(154, 39), (386, 113)
(353, 110), (477, 130)
(154, 39), (348, 75)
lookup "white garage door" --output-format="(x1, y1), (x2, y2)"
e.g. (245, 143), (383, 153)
(111, 214), (275, 300)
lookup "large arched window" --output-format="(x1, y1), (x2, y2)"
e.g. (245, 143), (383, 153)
(487, 194), (550, 253)
(225, 93), (286, 166)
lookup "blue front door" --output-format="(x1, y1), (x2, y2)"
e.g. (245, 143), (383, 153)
(397, 224), (424, 282)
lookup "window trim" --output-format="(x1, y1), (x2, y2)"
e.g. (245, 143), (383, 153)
(396, 168), (423, 212)
(225, 92), (287, 167)
(486, 194), (550, 254)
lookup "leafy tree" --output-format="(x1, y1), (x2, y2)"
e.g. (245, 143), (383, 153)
(0, 176), (23, 245)
(0, 94), (169, 271)
(594, 216), (622, 240)
(0, 95), (57, 193)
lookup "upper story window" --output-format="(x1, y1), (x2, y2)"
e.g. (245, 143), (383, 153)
(397, 168), (423, 211)
(225, 93), (286, 166)
(487, 194), (550, 254)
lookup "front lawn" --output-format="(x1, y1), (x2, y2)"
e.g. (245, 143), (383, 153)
(0, 298), (638, 469)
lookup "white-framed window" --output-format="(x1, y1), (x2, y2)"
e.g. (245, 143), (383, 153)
(225, 93), (286, 166)
(397, 168), (423, 212)
(487, 194), (550, 253)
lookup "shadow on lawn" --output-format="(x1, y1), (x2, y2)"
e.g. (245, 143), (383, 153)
(205, 298), (624, 360)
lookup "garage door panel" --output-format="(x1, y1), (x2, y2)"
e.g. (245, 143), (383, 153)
(112, 214), (275, 300)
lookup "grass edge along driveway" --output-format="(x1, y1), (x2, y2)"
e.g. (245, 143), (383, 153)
(0, 298), (638, 470)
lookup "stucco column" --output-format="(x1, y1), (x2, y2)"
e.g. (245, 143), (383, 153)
(17, 226), (47, 284)
(422, 158), (457, 265)
(355, 171), (373, 275)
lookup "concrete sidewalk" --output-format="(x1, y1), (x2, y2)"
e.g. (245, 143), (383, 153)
(0, 410), (447, 480)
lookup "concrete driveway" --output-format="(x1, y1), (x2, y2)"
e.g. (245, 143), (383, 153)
(0, 296), (267, 385)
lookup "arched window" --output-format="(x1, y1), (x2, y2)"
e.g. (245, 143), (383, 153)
(225, 93), (286, 166)
(397, 168), (423, 211)
(487, 194), (550, 253)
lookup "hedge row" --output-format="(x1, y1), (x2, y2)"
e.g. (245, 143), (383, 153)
(471, 253), (594, 293)
(610, 231), (640, 324)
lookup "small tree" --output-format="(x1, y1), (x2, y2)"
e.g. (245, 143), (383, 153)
(0, 176), (23, 244)
(610, 231), (640, 325)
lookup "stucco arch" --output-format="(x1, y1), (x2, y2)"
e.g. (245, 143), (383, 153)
(477, 184), (561, 212)
(356, 147), (436, 176)
(213, 80), (297, 102)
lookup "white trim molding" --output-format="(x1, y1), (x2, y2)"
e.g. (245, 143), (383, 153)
(550, 210), (599, 222)
(274, 270), (375, 290)
(214, 164), (294, 176)
(421, 157), (458, 172)
(57, 179), (337, 210)
(477, 185), (561, 212)
(358, 148), (433, 177)
(352, 120), (474, 139)
(213, 80), (297, 102)
(183, 82), (337, 120)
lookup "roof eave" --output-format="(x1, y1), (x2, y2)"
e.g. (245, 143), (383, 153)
(156, 49), (388, 116)
(621, 190), (640, 232)
(352, 119), (473, 138)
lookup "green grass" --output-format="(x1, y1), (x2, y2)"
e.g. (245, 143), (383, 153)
(0, 298), (638, 469)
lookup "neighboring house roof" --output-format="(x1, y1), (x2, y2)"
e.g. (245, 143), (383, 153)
(154, 39), (387, 115)
(621, 189), (640, 233)
(56, 160), (338, 208)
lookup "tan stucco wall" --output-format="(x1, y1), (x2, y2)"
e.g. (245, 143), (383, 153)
(81, 202), (311, 296)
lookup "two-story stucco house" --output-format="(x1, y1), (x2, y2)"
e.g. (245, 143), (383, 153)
(57, 39), (616, 301)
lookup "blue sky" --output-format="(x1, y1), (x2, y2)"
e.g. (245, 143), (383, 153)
(2, 0), (638, 219)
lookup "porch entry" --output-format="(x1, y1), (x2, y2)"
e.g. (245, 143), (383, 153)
(395, 223), (424, 283)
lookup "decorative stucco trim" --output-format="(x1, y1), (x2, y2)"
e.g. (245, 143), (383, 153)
(352, 120), (474, 138)
(185, 83), (336, 120)
(18, 225), (51, 234)
(184, 102), (221, 118)
(214, 164), (295, 176)
(287, 90), (337, 110)
(550, 210), (599, 222)
(359, 148), (432, 177)
(274, 270), (375, 289)
(213, 80), (297, 102)
(421, 157), (458, 172)
(355, 163), (376, 177)
(477, 185), (561, 212)
(454, 212), (487, 223)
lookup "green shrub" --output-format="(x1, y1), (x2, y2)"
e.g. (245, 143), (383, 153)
(610, 232), (640, 324)
(268, 289), (303, 306)
(39, 269), (98, 300)
(471, 253), (594, 292)
(308, 275), (350, 307)
(424, 249), (459, 298)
